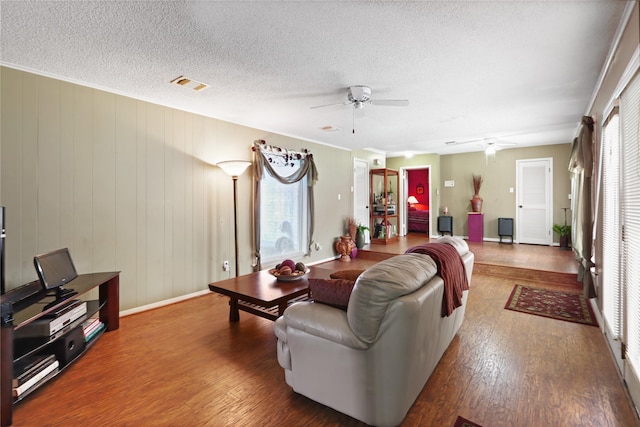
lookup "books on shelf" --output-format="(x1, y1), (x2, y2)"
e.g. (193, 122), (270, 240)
(82, 318), (105, 342)
(12, 358), (59, 397)
(12, 354), (56, 388)
(15, 300), (87, 338)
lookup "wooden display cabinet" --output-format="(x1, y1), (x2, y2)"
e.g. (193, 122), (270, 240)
(370, 168), (399, 244)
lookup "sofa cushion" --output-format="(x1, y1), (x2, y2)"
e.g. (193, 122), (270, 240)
(348, 253), (438, 343)
(436, 235), (469, 255)
(309, 278), (356, 310)
(329, 269), (365, 281)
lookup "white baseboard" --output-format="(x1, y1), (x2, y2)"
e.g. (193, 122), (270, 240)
(120, 256), (339, 318)
(120, 289), (211, 318)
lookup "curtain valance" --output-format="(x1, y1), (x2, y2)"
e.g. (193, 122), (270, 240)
(251, 140), (318, 185)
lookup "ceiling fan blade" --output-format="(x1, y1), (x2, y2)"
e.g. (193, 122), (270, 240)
(370, 99), (409, 107)
(446, 137), (483, 146)
(310, 101), (350, 110)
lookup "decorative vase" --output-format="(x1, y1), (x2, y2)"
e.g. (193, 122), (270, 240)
(355, 230), (365, 249)
(350, 247), (358, 259)
(470, 195), (483, 213)
(335, 236), (355, 262)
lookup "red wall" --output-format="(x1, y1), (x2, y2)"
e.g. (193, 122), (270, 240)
(407, 169), (429, 210)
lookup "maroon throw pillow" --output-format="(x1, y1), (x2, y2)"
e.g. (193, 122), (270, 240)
(309, 278), (356, 311)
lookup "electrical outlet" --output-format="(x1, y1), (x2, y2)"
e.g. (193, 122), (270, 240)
(223, 260), (229, 271)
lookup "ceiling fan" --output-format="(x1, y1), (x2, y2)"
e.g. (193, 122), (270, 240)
(445, 137), (517, 154)
(310, 85), (409, 110)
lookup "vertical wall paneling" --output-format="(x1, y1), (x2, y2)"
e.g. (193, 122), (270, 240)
(163, 108), (174, 299)
(92, 91), (117, 272)
(191, 115), (207, 291)
(72, 85), (93, 274)
(37, 76), (61, 252)
(145, 103), (166, 303)
(59, 82), (75, 251)
(183, 114), (195, 293)
(21, 72), (38, 276)
(0, 68), (23, 285)
(115, 96), (138, 307)
(135, 100), (148, 306)
(172, 110), (186, 296)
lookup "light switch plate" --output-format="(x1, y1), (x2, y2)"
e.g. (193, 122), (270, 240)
(444, 180), (455, 187)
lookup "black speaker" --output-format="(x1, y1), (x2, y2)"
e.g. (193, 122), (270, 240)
(437, 215), (453, 235)
(50, 326), (86, 366)
(498, 217), (514, 244)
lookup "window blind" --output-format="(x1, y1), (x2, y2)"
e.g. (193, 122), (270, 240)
(602, 110), (621, 338)
(620, 69), (640, 373)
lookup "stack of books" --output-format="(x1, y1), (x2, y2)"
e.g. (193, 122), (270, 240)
(82, 318), (105, 342)
(12, 354), (59, 398)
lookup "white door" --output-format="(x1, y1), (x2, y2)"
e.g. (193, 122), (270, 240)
(353, 159), (369, 239)
(516, 158), (553, 245)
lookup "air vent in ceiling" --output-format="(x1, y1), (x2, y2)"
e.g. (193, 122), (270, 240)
(320, 125), (341, 132)
(170, 75), (209, 92)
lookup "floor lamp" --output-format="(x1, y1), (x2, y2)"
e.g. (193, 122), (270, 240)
(217, 160), (252, 277)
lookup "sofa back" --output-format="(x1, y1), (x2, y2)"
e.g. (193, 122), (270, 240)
(347, 253), (438, 344)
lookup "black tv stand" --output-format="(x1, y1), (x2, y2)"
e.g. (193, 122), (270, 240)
(41, 291), (79, 312)
(1, 272), (120, 427)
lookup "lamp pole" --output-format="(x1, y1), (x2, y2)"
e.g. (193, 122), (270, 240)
(231, 175), (240, 277)
(216, 160), (252, 277)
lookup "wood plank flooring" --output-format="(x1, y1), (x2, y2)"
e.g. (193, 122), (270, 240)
(10, 239), (640, 426)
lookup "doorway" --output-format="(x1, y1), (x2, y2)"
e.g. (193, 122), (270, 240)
(353, 158), (369, 241)
(516, 158), (553, 245)
(401, 166), (431, 236)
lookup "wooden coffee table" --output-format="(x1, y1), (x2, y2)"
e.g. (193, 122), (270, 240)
(208, 269), (319, 322)
(208, 256), (386, 322)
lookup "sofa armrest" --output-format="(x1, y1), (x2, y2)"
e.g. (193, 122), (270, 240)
(283, 302), (369, 350)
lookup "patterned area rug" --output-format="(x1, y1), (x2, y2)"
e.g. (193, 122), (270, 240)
(505, 284), (598, 326)
(453, 416), (482, 427)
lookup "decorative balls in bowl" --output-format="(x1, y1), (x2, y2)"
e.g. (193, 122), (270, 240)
(269, 259), (308, 281)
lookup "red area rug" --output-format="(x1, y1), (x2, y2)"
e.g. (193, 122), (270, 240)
(505, 284), (598, 326)
(453, 416), (482, 427)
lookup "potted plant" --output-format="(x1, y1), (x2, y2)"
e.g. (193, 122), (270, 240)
(553, 224), (571, 249)
(355, 224), (370, 249)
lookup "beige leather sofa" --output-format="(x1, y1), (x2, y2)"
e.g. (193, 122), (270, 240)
(273, 238), (474, 426)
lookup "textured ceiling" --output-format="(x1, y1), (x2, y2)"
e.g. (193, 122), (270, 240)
(0, 1), (630, 156)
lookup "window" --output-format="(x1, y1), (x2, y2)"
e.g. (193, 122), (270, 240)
(252, 140), (317, 269)
(601, 108), (621, 339)
(259, 161), (308, 265)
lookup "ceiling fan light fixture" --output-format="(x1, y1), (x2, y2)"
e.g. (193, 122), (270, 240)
(485, 145), (496, 156)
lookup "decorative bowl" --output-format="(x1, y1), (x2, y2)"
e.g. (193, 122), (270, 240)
(269, 268), (309, 281)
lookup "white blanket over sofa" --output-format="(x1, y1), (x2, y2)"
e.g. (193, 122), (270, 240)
(273, 237), (474, 426)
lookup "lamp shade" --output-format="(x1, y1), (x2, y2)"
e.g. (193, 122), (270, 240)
(407, 196), (419, 204)
(217, 160), (251, 177)
(485, 145), (496, 156)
